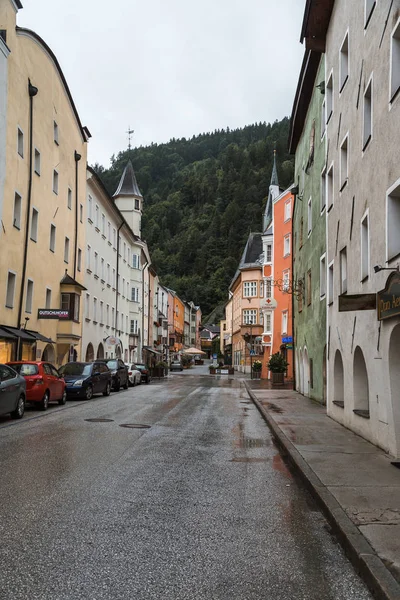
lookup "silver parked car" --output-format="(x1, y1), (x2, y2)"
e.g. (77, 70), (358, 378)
(170, 360), (183, 372)
(0, 364), (26, 419)
(125, 364), (142, 386)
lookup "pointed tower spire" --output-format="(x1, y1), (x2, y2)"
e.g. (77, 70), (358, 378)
(113, 131), (143, 236)
(263, 149), (280, 233)
(113, 161), (142, 198)
(270, 148), (279, 187)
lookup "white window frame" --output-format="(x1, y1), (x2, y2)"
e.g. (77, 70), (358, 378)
(321, 166), (326, 212)
(321, 99), (326, 139)
(265, 278), (272, 299)
(340, 247), (347, 294)
(283, 270), (290, 292)
(340, 133), (349, 191)
(88, 195), (93, 222)
(339, 30), (349, 93)
(64, 237), (70, 264)
(243, 281), (257, 298)
(281, 311), (288, 334)
(34, 148), (40, 175)
(93, 297), (98, 323)
(77, 248), (82, 272)
(101, 213), (106, 236)
(284, 200), (291, 222)
(95, 205), (99, 229)
(284, 234), (291, 257)
(361, 210), (370, 281)
(363, 74), (373, 151)
(67, 187), (72, 210)
(53, 170), (59, 195)
(45, 288), (52, 309)
(30, 207), (39, 242)
(390, 16), (400, 104)
(85, 293), (90, 320)
(49, 224), (56, 253)
(17, 127), (24, 157)
(265, 243), (272, 263)
(386, 176), (400, 262)
(320, 254), (326, 299)
(243, 309), (257, 325)
(86, 245), (91, 271)
(264, 311), (272, 334)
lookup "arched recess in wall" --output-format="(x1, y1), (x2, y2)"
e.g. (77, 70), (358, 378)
(96, 343), (104, 359)
(85, 343), (94, 362)
(389, 324), (400, 456)
(116, 345), (122, 359)
(303, 348), (310, 397)
(299, 348), (304, 395)
(42, 344), (55, 363)
(295, 349), (300, 392)
(322, 345), (327, 405)
(333, 349), (344, 406)
(353, 346), (369, 416)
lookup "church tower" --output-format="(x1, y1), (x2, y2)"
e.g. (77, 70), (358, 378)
(262, 150), (280, 233)
(113, 160), (143, 237)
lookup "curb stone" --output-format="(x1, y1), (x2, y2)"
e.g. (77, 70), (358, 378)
(244, 381), (400, 600)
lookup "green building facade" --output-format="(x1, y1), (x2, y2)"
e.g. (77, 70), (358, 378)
(290, 52), (326, 403)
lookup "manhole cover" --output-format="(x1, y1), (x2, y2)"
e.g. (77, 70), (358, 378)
(85, 418), (114, 423)
(119, 424), (151, 429)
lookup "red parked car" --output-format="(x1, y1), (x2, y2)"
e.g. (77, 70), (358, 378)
(7, 361), (66, 410)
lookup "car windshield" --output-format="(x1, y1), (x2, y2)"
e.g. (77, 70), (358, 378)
(106, 360), (118, 370)
(59, 363), (92, 377)
(135, 364), (146, 371)
(11, 363), (39, 375)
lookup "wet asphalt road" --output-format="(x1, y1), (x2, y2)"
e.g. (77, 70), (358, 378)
(0, 369), (373, 600)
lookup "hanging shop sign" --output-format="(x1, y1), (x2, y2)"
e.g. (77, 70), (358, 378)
(377, 271), (400, 321)
(38, 309), (69, 319)
(338, 294), (376, 312)
(104, 336), (121, 347)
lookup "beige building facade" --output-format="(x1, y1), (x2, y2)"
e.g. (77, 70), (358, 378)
(0, 0), (90, 365)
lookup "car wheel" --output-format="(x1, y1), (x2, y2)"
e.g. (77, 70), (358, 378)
(114, 379), (120, 392)
(11, 395), (25, 419)
(103, 382), (111, 397)
(59, 390), (67, 405)
(85, 385), (93, 400)
(40, 391), (49, 411)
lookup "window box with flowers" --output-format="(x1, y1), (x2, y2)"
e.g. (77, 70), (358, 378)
(252, 360), (262, 379)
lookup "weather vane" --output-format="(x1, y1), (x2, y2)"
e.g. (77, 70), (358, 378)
(127, 127), (134, 152)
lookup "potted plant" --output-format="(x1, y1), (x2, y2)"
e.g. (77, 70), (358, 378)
(209, 364), (216, 375)
(154, 361), (168, 378)
(252, 360), (262, 379)
(267, 352), (289, 385)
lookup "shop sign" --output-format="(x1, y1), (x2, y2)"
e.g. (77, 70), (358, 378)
(105, 336), (121, 346)
(282, 336), (293, 343)
(377, 271), (400, 321)
(285, 343), (293, 349)
(38, 309), (69, 319)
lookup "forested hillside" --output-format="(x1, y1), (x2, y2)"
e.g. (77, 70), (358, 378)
(93, 119), (294, 318)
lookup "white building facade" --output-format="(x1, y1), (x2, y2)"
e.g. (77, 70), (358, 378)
(320, 1), (400, 457)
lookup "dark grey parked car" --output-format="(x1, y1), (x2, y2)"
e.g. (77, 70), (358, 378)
(0, 364), (26, 419)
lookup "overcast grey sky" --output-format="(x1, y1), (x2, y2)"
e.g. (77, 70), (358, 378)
(18, 0), (305, 168)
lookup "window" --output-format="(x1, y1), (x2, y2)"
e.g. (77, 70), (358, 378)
(13, 193), (22, 229)
(25, 279), (34, 313)
(328, 261), (334, 305)
(321, 100), (326, 138)
(243, 282), (257, 297)
(107, 263), (111, 285)
(17, 127), (23, 157)
(284, 234), (291, 256)
(320, 254), (326, 298)
(94, 252), (98, 277)
(340, 135), (348, 191)
(307, 198), (312, 236)
(131, 287), (139, 302)
(100, 301), (104, 324)
(243, 309), (257, 325)
(101, 213), (105, 236)
(93, 297), (98, 322)
(113, 228), (117, 248)
(365, 0), (376, 28)
(127, 248), (131, 265)
(284, 200), (291, 221)
(361, 212), (369, 280)
(6, 271), (16, 308)
(88, 195), (93, 221)
(67, 188), (72, 210)
(106, 304), (110, 326)
(340, 247), (347, 293)
(62, 294), (80, 321)
(135, 199), (140, 210)
(265, 278), (272, 299)
(86, 245), (91, 271)
(387, 179), (400, 261)
(130, 319), (139, 334)
(53, 121), (59, 145)
(85, 293), (90, 319)
(45, 288), (52, 309)
(79, 204), (83, 223)
(95, 205), (99, 229)
(123, 242), (126, 261)
(321, 168), (326, 212)
(112, 307), (115, 328)
(264, 312), (272, 333)
(53, 170), (59, 195)
(101, 258), (105, 281)
(112, 268), (116, 288)
(391, 18), (400, 102)
(50, 224), (56, 253)
(122, 278), (125, 297)
(266, 243), (272, 263)
(327, 164), (334, 210)
(300, 218), (304, 248)
(77, 248), (82, 272)
(132, 253), (140, 269)
(107, 221), (111, 242)
(34, 149), (40, 175)
(281, 311), (288, 334)
(29, 208), (38, 242)
(339, 32), (349, 92)
(363, 77), (372, 150)
(326, 72), (333, 123)
(307, 270), (312, 306)
(283, 270), (290, 292)
(64, 237), (70, 263)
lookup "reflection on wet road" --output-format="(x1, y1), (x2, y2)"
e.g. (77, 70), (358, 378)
(0, 374), (372, 599)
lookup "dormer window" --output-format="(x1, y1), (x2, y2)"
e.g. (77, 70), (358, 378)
(135, 199), (140, 210)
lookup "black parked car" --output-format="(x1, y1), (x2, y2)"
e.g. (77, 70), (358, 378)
(0, 364), (26, 419)
(134, 363), (151, 384)
(96, 359), (129, 391)
(59, 362), (111, 400)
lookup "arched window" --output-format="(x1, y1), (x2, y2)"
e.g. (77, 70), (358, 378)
(353, 346), (369, 417)
(333, 350), (344, 408)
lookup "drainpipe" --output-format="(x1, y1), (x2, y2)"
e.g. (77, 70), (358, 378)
(114, 222), (124, 340)
(73, 151), (81, 279)
(17, 80), (38, 359)
(141, 258), (149, 362)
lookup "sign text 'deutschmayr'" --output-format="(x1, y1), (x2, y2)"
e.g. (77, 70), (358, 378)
(377, 272), (400, 321)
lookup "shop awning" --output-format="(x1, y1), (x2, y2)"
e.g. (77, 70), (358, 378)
(26, 330), (55, 344)
(1, 326), (36, 341)
(0, 327), (18, 340)
(142, 346), (163, 356)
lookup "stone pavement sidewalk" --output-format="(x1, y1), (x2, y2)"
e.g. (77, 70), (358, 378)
(244, 381), (400, 600)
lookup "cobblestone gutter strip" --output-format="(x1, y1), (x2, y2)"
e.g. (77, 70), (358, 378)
(244, 381), (400, 600)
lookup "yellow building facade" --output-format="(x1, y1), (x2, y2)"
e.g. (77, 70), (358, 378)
(0, 1), (89, 364)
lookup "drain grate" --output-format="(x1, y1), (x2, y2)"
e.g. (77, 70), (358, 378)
(120, 424), (151, 429)
(85, 418), (114, 423)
